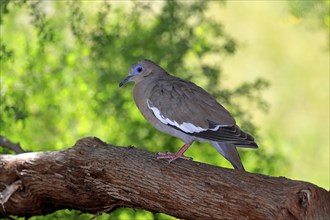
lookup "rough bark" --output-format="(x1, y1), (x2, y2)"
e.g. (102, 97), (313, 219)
(0, 137), (329, 219)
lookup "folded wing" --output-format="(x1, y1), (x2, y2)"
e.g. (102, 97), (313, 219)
(147, 76), (258, 148)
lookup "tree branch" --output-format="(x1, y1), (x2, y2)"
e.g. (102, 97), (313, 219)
(0, 136), (25, 154)
(0, 137), (329, 219)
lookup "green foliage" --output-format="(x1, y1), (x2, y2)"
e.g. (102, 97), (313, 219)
(0, 0), (284, 219)
(22, 208), (176, 220)
(289, 0), (330, 30)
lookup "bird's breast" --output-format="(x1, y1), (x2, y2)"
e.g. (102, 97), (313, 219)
(132, 83), (194, 144)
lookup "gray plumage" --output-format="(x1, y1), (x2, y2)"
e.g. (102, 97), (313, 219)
(119, 59), (258, 170)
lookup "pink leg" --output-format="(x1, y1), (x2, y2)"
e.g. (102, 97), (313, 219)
(157, 142), (193, 163)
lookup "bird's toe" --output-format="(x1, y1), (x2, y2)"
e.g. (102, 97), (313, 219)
(156, 152), (192, 163)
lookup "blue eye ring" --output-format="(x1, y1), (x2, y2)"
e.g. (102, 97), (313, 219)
(133, 65), (144, 75)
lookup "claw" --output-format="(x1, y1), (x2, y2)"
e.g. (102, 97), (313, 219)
(156, 142), (193, 163)
(156, 152), (192, 163)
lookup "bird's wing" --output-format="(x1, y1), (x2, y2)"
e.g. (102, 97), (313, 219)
(147, 77), (257, 148)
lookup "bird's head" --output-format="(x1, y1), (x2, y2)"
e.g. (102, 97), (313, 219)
(119, 59), (165, 87)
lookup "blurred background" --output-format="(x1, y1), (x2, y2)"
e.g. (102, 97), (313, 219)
(0, 0), (329, 219)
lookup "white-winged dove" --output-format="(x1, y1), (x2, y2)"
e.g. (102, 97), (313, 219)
(119, 59), (258, 170)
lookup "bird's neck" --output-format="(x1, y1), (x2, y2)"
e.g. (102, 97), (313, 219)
(133, 78), (152, 101)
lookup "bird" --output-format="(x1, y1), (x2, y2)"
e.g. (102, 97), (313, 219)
(119, 59), (258, 170)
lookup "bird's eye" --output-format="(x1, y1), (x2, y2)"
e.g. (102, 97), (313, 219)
(134, 65), (144, 74)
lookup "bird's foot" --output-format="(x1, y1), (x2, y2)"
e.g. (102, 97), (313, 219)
(156, 152), (192, 163)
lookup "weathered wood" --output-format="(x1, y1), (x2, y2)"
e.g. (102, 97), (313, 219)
(0, 137), (329, 219)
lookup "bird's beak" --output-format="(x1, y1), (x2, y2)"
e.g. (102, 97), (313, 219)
(119, 75), (132, 87)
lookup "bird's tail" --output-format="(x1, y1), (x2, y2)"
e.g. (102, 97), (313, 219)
(212, 142), (245, 170)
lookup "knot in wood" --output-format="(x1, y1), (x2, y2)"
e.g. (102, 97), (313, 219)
(74, 137), (107, 151)
(298, 189), (311, 208)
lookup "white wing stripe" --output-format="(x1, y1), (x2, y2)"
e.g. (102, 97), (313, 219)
(147, 99), (206, 133)
(209, 125), (221, 131)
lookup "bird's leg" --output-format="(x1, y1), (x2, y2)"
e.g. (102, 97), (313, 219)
(156, 142), (193, 163)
